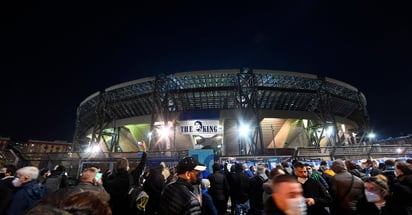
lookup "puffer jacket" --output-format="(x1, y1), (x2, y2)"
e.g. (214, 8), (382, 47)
(207, 171), (230, 201)
(159, 177), (202, 215)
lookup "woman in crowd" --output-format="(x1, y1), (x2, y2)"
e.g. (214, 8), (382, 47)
(356, 174), (404, 215)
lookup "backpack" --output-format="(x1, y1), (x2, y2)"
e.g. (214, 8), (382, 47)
(128, 174), (148, 214)
(43, 174), (63, 194)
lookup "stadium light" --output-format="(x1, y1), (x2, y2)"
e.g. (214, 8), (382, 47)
(341, 124), (346, 133)
(160, 126), (170, 139)
(92, 145), (100, 153)
(84, 143), (100, 153)
(326, 126), (334, 137)
(302, 119), (308, 129)
(238, 124), (250, 137)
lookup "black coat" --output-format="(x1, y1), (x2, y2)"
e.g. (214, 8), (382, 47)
(264, 196), (287, 215)
(300, 177), (333, 215)
(103, 152), (147, 215)
(356, 194), (406, 215)
(143, 165), (166, 215)
(207, 171), (230, 201)
(159, 177), (202, 215)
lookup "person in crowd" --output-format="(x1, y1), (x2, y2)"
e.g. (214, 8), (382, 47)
(294, 162), (332, 215)
(262, 167), (285, 203)
(356, 174), (404, 215)
(281, 161), (293, 175)
(103, 151), (147, 215)
(391, 161), (412, 213)
(329, 159), (364, 215)
(159, 156), (206, 214)
(160, 162), (171, 181)
(59, 191), (112, 215)
(0, 166), (5, 179)
(263, 163), (270, 178)
(1, 164), (17, 190)
(243, 163), (254, 178)
(382, 159), (396, 188)
(345, 159), (367, 180)
(165, 166), (177, 184)
(201, 178), (218, 215)
(207, 162), (230, 215)
(0, 180), (13, 214)
(31, 181), (84, 209)
(225, 163), (237, 215)
(24, 204), (72, 215)
(144, 161), (166, 215)
(76, 167), (110, 201)
(249, 163), (268, 215)
(305, 163), (329, 189)
(319, 161), (335, 187)
(249, 165), (256, 176)
(231, 163), (251, 215)
(318, 160), (327, 172)
(361, 159), (382, 177)
(264, 174), (307, 215)
(38, 168), (51, 184)
(47, 165), (69, 192)
(7, 166), (47, 215)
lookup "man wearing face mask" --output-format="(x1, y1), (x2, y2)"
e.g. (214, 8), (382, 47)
(7, 166), (47, 215)
(264, 174), (307, 215)
(356, 174), (404, 215)
(293, 162), (332, 215)
(159, 156), (206, 215)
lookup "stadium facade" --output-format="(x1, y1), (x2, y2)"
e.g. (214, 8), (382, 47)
(73, 68), (369, 157)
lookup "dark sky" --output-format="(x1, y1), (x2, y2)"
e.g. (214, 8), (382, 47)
(2, 2), (412, 142)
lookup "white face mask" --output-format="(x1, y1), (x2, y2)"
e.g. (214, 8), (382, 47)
(12, 178), (23, 187)
(285, 197), (307, 215)
(394, 170), (398, 177)
(364, 190), (380, 202)
(297, 177), (308, 184)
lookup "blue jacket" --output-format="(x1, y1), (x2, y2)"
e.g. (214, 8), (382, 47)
(7, 180), (47, 215)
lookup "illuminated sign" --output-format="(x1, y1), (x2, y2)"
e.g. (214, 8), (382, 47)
(180, 120), (223, 137)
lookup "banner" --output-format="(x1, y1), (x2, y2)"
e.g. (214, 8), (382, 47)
(188, 149), (215, 173)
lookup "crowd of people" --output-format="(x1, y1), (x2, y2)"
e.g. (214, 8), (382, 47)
(1, 155), (412, 215)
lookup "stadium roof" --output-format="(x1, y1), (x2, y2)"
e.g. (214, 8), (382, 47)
(74, 69), (368, 140)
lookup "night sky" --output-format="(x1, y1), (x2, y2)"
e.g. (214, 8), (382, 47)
(2, 2), (411, 142)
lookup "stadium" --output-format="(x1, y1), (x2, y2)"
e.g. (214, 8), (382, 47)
(73, 68), (369, 159)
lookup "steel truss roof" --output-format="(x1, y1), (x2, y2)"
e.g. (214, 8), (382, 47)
(74, 69), (368, 142)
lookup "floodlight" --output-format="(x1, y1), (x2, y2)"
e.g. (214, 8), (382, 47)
(238, 124), (250, 137)
(160, 126), (170, 139)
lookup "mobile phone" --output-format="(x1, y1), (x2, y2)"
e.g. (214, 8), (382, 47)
(95, 172), (103, 181)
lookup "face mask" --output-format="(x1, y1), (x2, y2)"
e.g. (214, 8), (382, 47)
(394, 171), (398, 177)
(285, 197), (307, 215)
(307, 169), (313, 175)
(12, 178), (23, 187)
(364, 190), (380, 202)
(297, 177), (307, 184)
